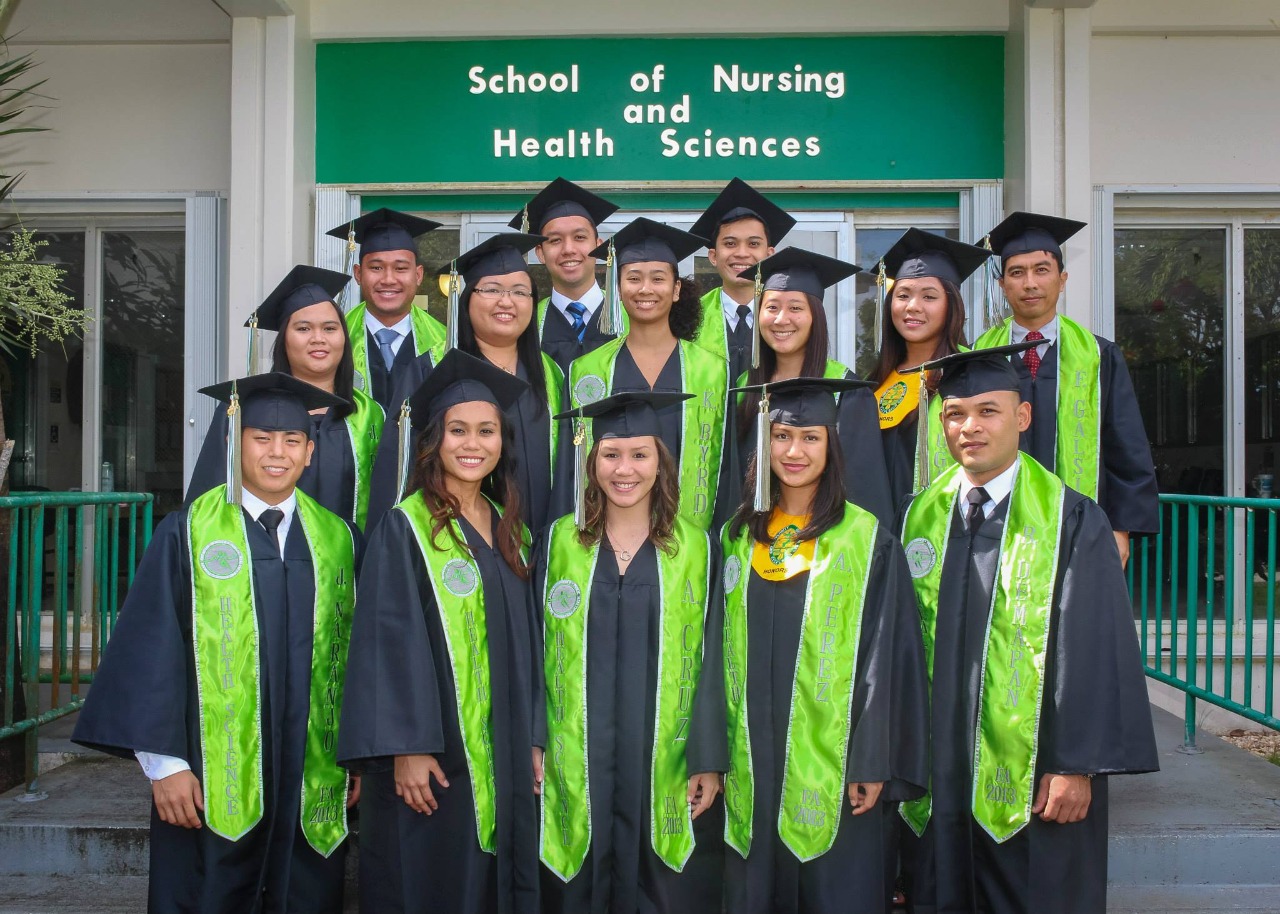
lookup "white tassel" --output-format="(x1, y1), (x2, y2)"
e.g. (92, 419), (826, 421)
(395, 399), (412, 503)
(753, 388), (771, 513)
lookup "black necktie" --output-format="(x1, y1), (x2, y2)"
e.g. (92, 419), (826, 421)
(965, 487), (990, 535)
(259, 508), (285, 556)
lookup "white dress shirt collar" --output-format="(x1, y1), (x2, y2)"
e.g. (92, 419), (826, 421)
(958, 458), (1019, 522)
(550, 284), (603, 319)
(721, 286), (754, 331)
(1010, 314), (1057, 358)
(363, 310), (414, 357)
(240, 487), (297, 559)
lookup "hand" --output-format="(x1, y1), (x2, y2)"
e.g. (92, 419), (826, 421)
(394, 754), (449, 815)
(1113, 530), (1131, 569)
(347, 774), (361, 809)
(1032, 773), (1091, 824)
(847, 781), (884, 816)
(687, 772), (723, 821)
(152, 770), (204, 829)
(532, 747), (544, 796)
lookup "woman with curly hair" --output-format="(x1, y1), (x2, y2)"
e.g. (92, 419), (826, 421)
(536, 391), (726, 913)
(339, 350), (543, 914)
(869, 229), (992, 506)
(564, 218), (728, 531)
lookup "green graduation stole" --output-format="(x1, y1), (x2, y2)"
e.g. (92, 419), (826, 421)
(720, 503), (878, 861)
(693, 287), (731, 362)
(537, 296), (629, 341)
(346, 303), (446, 393)
(898, 454), (1066, 842)
(974, 316), (1101, 499)
(540, 515), (711, 880)
(344, 388), (385, 530)
(187, 486), (356, 856)
(396, 493), (502, 854)
(569, 337), (728, 530)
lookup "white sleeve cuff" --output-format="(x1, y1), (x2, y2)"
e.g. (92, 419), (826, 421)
(135, 751), (191, 781)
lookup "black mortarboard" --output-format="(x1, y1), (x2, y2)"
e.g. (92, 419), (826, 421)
(689, 177), (796, 247)
(881, 228), (993, 287)
(589, 218), (705, 267)
(986, 211), (1086, 264)
(555, 391), (692, 440)
(325, 207), (442, 259)
(447, 232), (545, 287)
(245, 265), (350, 332)
(199, 372), (347, 505)
(509, 177), (618, 233)
(738, 247), (862, 299)
(909, 341), (1040, 400)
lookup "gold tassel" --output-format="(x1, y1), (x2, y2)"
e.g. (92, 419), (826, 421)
(753, 387), (771, 513)
(395, 399), (412, 503)
(245, 312), (259, 374)
(600, 240), (618, 337)
(914, 382), (932, 493)
(572, 415), (588, 530)
(874, 260), (887, 354)
(226, 384), (242, 506)
(446, 260), (460, 353)
(751, 264), (763, 371)
(341, 222), (358, 311)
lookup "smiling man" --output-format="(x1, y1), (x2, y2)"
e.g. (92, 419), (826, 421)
(74, 373), (363, 914)
(898, 345), (1157, 914)
(327, 208), (444, 412)
(509, 177), (621, 377)
(690, 178), (797, 380)
(973, 212), (1158, 567)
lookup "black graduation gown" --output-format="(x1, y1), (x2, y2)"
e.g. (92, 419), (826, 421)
(364, 327), (424, 414)
(186, 407), (358, 522)
(719, 375), (896, 530)
(72, 508), (361, 914)
(540, 299), (615, 379)
(337, 507), (541, 914)
(365, 353), (559, 536)
(532, 537), (727, 914)
(1015, 337), (1159, 534)
(722, 524), (929, 914)
(904, 490), (1159, 914)
(881, 417), (919, 512)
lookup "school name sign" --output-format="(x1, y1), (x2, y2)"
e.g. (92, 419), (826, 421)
(316, 35), (1003, 185)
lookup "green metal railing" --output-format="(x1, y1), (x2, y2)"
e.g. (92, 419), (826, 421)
(0, 491), (153, 795)
(1129, 493), (1280, 750)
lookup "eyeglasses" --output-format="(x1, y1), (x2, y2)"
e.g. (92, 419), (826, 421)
(473, 286), (534, 303)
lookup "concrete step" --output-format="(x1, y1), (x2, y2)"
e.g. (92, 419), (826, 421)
(1108, 884), (1280, 913)
(0, 874), (150, 913)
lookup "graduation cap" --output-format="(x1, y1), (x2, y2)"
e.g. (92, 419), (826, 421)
(390, 349), (531, 503)
(906, 341), (1040, 400)
(882, 228), (992, 287)
(198, 372), (347, 506)
(435, 232), (545, 352)
(242, 265), (350, 370)
(325, 208), (442, 261)
(729, 376), (875, 512)
(689, 177), (796, 247)
(509, 177), (618, 233)
(553, 391), (693, 529)
(985, 211), (1086, 264)
(588, 218), (707, 337)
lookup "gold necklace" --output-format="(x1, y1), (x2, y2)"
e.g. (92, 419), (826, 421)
(606, 526), (648, 562)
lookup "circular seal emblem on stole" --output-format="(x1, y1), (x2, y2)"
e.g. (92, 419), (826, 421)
(548, 579), (581, 618)
(199, 540), (243, 580)
(904, 538), (937, 579)
(441, 558), (479, 597)
(573, 374), (607, 405)
(723, 555), (742, 592)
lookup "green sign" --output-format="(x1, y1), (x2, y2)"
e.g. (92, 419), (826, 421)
(316, 36), (1003, 185)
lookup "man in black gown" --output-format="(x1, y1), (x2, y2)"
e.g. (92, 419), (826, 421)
(74, 375), (362, 914)
(974, 212), (1159, 567)
(899, 346), (1158, 914)
(510, 177), (621, 377)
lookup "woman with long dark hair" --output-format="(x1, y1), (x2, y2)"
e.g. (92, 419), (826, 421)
(565, 218), (728, 532)
(338, 350), (543, 914)
(185, 265), (386, 528)
(365, 233), (566, 534)
(714, 377), (928, 914)
(728, 248), (893, 526)
(869, 229), (992, 505)
(536, 391), (726, 913)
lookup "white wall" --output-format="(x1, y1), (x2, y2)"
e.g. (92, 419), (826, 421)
(6, 43), (231, 193)
(310, 0), (1009, 39)
(1091, 34), (1280, 185)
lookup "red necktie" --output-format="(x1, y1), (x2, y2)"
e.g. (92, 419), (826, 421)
(1023, 330), (1045, 380)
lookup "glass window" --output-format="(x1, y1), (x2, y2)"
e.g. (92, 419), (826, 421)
(1244, 227), (1280, 494)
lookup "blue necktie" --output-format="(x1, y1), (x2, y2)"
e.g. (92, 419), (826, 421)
(566, 301), (587, 342)
(375, 327), (399, 371)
